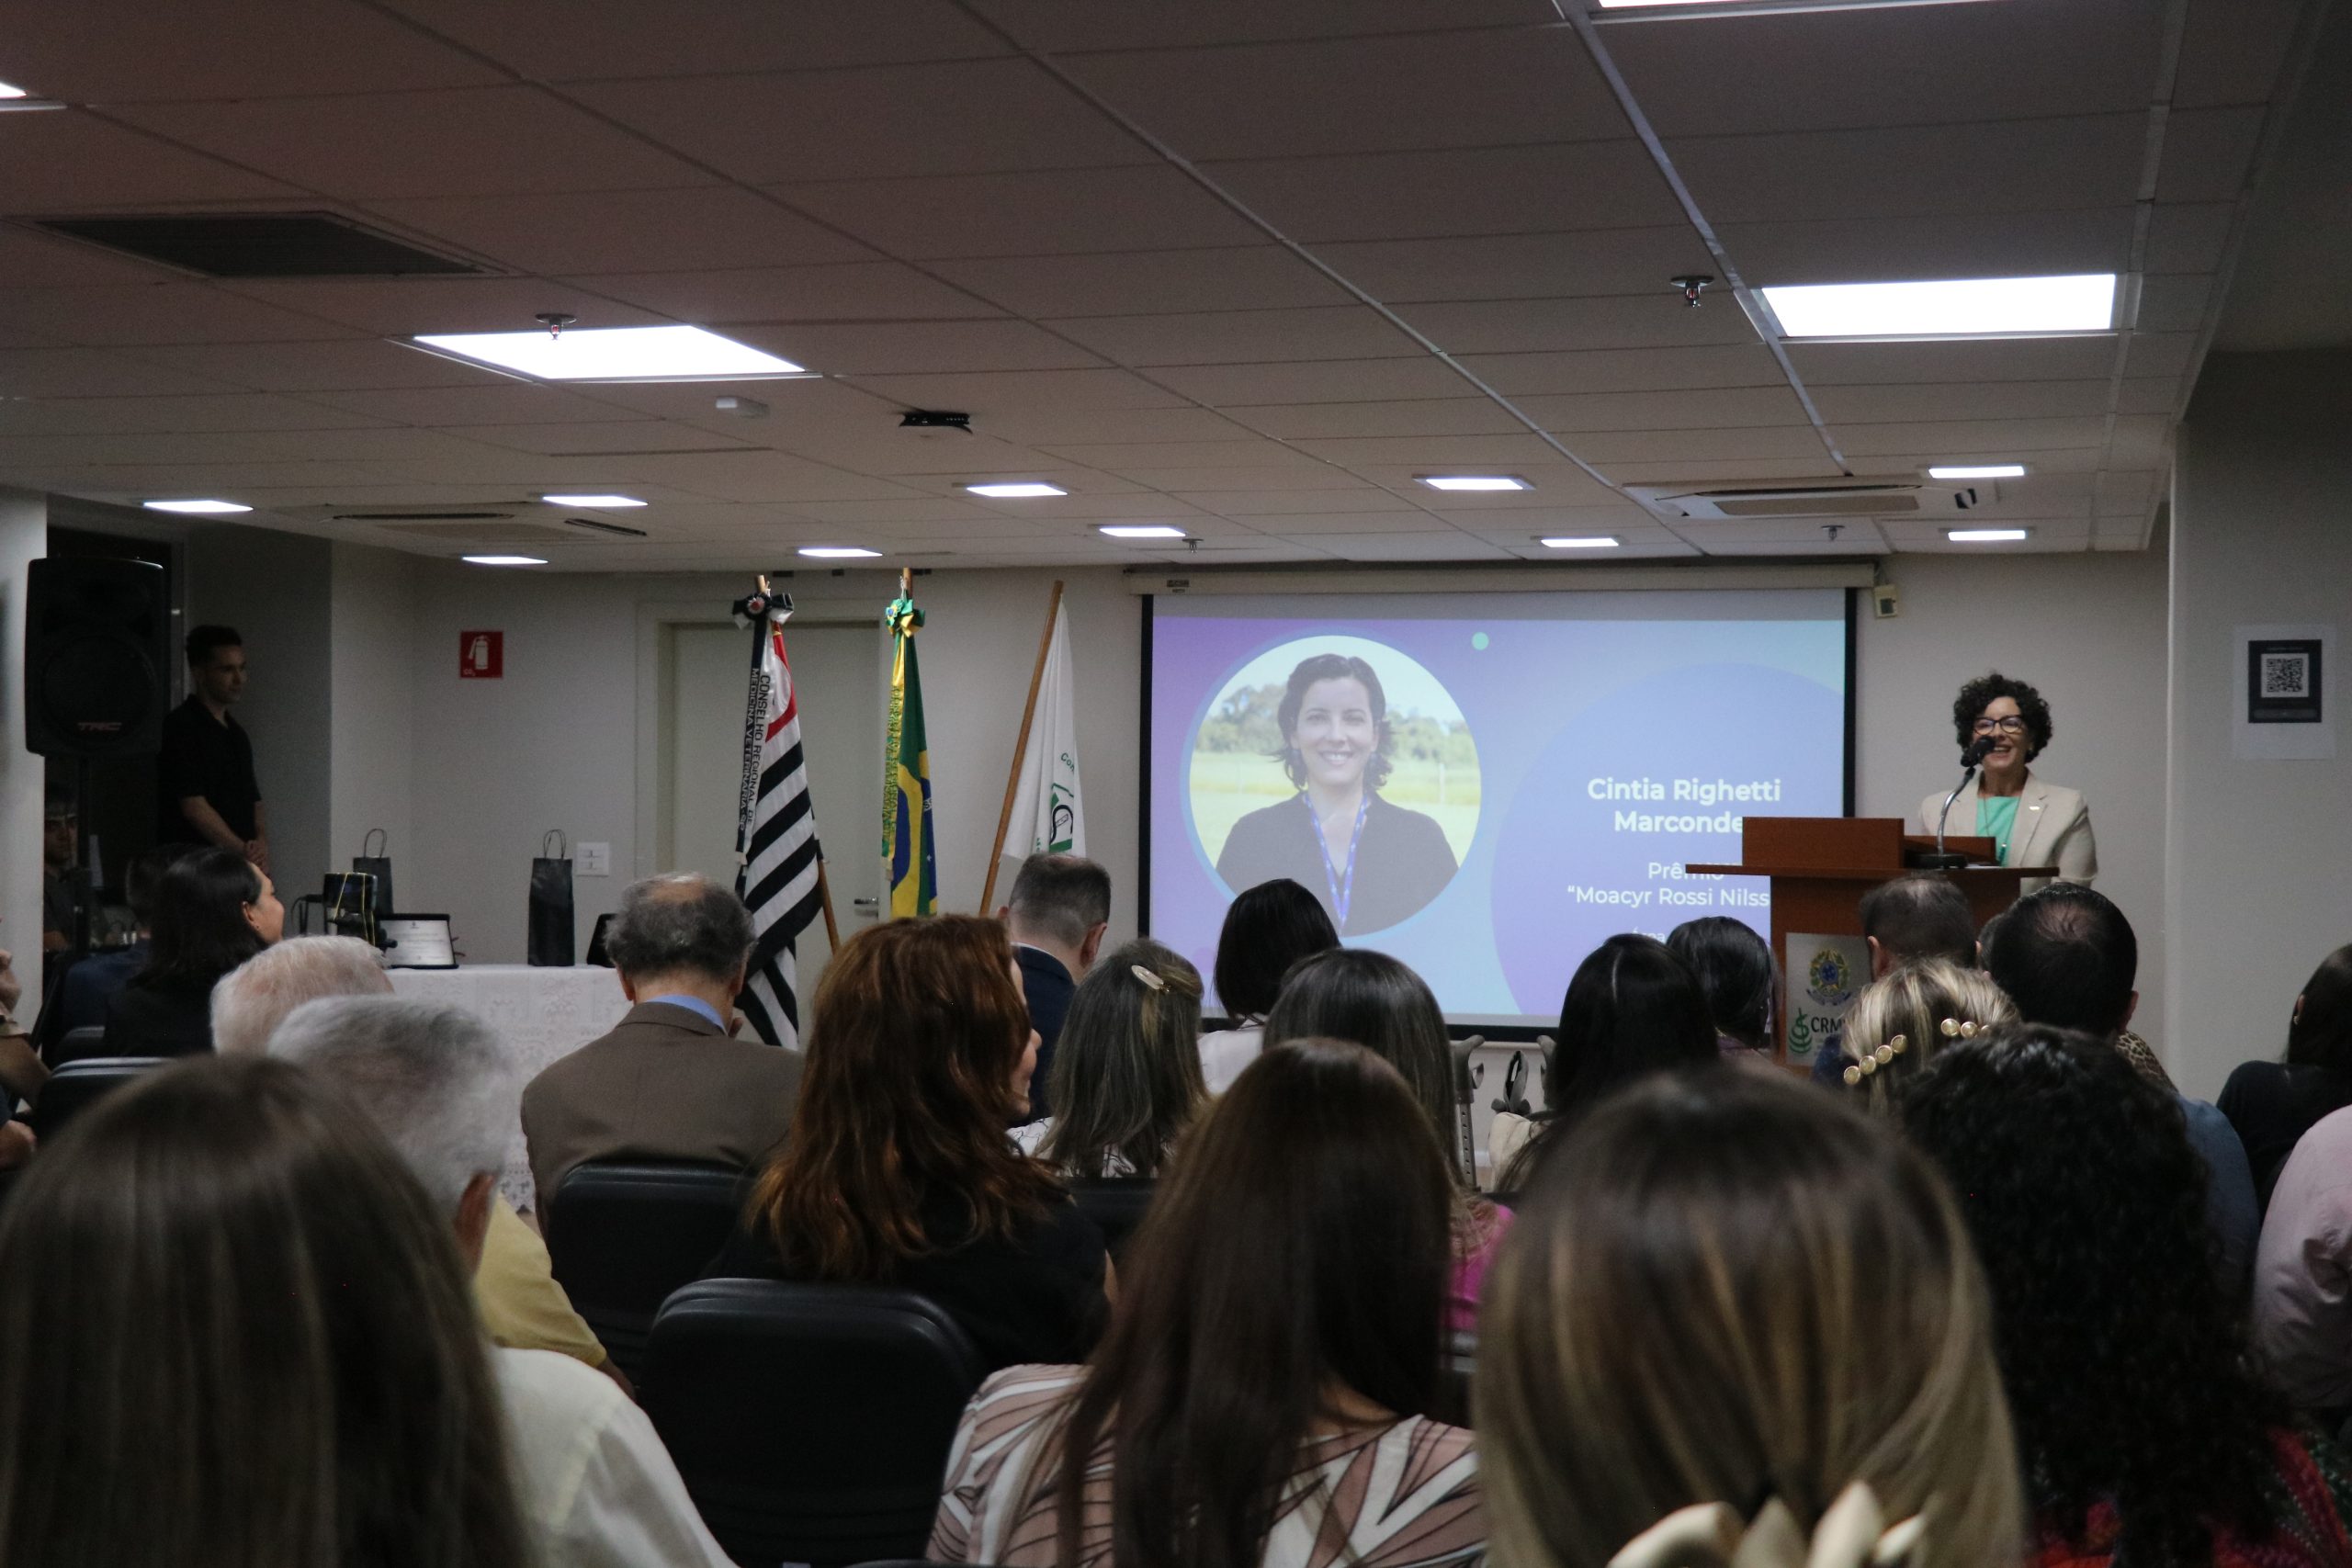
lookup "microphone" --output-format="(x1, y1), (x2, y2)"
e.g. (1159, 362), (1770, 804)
(1961, 734), (1998, 768)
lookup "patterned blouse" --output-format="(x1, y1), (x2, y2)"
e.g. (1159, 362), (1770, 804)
(930, 1365), (1487, 1568)
(2031, 1427), (2352, 1567)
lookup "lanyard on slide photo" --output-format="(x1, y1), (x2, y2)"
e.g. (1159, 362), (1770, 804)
(1303, 793), (1371, 928)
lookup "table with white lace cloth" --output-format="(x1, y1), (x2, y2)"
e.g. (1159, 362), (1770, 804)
(385, 964), (626, 1215)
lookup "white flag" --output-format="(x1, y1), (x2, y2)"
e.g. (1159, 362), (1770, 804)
(1008, 601), (1085, 860)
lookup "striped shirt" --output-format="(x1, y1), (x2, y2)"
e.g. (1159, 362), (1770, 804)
(930, 1365), (1486, 1568)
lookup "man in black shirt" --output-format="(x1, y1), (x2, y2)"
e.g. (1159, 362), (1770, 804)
(156, 625), (268, 873)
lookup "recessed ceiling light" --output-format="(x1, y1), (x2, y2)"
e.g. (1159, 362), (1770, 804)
(538, 492), (646, 508)
(1760, 275), (2117, 339)
(0, 82), (23, 98)
(1928, 464), (2027, 480)
(142, 499), (251, 514)
(1418, 475), (1530, 492)
(965, 482), (1067, 499)
(1594, 0), (2002, 15)
(410, 324), (806, 382)
(0, 80), (62, 110)
(462, 555), (548, 566)
(1540, 536), (1623, 549)
(798, 546), (881, 558)
(1947, 528), (2030, 544)
(1100, 525), (1187, 540)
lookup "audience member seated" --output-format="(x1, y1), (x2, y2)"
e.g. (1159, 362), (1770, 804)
(1264, 948), (1508, 1330)
(38, 842), (184, 1049)
(1666, 915), (1778, 1066)
(1015, 939), (1204, 1179)
(522, 873), (799, 1208)
(89, 846), (280, 1064)
(1810, 874), (1977, 1085)
(2252, 1102), (2352, 1417)
(996, 852), (1111, 1117)
(1491, 933), (1719, 1183)
(931, 1040), (1485, 1568)
(1198, 878), (1338, 1093)
(232, 939), (623, 1387)
(0, 1056), (535, 1568)
(0, 950), (40, 1168)
(1984, 883), (2257, 1289)
(1903, 1026), (2352, 1567)
(1835, 957), (2016, 1114)
(709, 915), (1109, 1372)
(267, 998), (729, 1565)
(1478, 1070), (2021, 1568)
(2222, 944), (2352, 1214)
(39, 784), (76, 955)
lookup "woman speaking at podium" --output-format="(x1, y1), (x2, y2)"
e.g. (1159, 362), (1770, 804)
(1917, 671), (2097, 891)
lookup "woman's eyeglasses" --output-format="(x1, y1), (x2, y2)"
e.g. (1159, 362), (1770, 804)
(1971, 716), (2028, 736)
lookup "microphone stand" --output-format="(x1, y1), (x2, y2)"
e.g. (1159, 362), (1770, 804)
(1917, 742), (1993, 870)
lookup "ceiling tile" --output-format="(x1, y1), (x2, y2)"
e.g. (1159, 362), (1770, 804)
(1455, 344), (1784, 395)
(609, 449), (929, 503)
(1202, 141), (1684, 243)
(458, 421), (759, 457)
(2117, 377), (2184, 416)
(1783, 337), (2124, 384)
(119, 338), (514, 392)
(1045, 305), (1420, 367)
(0, 224), (201, 288)
(929, 247), (1349, 316)
(1405, 295), (1758, 355)
(2144, 203), (2240, 276)
(1059, 28), (1623, 162)
(1031, 438), (1321, 469)
(1808, 380), (2116, 424)
(1168, 489), (1420, 515)
(1555, 426), (1828, 463)
(1105, 464), (1371, 491)
(840, 367), (1191, 412)
(0, 113), (305, 210)
(294, 382), (665, 428)
(1720, 208), (2134, 288)
(378, 0), (1012, 78)
(976, 407), (1260, 446)
(1316, 228), (1714, 302)
(1836, 417), (2111, 457)
(967, 0), (1553, 52)
(0, 391), (387, 436)
(1148, 356), (1472, 405)
(772, 166), (1266, 259)
(1513, 385), (1809, 432)
(3, 0), (504, 101)
(562, 264), (997, 323)
(0, 347), (245, 399)
(728, 320), (1105, 375)
(0, 285), (358, 349)
(215, 277), (667, 337)
(2122, 332), (2199, 379)
(2172, 0), (2309, 108)
(2134, 274), (2216, 333)
(1222, 400), (1528, 440)
(1293, 433), (1564, 467)
(1287, 531), (1510, 561)
(1340, 461), (1617, 503)
(571, 59), (1150, 184)
(1220, 510), (1442, 534)
(2154, 106), (2270, 202)
(370, 186), (879, 274)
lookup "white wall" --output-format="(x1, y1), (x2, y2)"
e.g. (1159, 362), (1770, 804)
(1857, 545), (2173, 1049)
(0, 491), (44, 983)
(328, 543), (420, 894)
(2166, 350), (2352, 1100)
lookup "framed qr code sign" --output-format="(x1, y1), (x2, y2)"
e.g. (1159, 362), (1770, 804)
(2234, 623), (2335, 761)
(2248, 639), (2323, 724)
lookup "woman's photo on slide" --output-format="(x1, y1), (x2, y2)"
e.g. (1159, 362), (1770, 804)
(1191, 637), (1476, 935)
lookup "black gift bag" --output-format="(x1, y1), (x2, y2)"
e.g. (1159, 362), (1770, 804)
(353, 829), (396, 921)
(527, 829), (575, 967)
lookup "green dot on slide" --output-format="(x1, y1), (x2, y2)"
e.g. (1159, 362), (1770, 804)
(1471, 631), (1490, 650)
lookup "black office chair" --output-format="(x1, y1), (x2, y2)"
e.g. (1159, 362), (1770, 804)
(47, 1025), (106, 1068)
(1069, 1177), (1157, 1265)
(644, 1280), (984, 1567)
(30, 1056), (164, 1143)
(544, 1160), (748, 1381)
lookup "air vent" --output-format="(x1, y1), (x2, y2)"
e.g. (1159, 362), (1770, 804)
(1627, 477), (1967, 522)
(30, 212), (487, 278)
(374, 523), (574, 544)
(564, 516), (648, 538)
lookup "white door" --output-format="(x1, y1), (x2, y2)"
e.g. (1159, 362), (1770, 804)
(662, 620), (884, 1008)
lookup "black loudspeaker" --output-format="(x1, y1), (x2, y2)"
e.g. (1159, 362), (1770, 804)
(24, 557), (170, 759)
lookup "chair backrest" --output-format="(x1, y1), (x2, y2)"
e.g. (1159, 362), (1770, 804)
(30, 1056), (164, 1143)
(50, 1025), (106, 1066)
(1069, 1178), (1157, 1266)
(644, 1279), (985, 1567)
(544, 1160), (748, 1380)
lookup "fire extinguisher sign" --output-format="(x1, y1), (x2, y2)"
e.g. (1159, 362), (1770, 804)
(459, 630), (504, 680)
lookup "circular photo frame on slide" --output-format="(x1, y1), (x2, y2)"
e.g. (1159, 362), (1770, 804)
(1188, 635), (1478, 937)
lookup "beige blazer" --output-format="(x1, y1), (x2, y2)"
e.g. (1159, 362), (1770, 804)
(1917, 773), (2098, 892)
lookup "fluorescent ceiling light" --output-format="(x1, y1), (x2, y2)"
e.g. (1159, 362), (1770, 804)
(142, 499), (251, 514)
(1594, 0), (2005, 15)
(798, 546), (880, 558)
(1418, 475), (1530, 492)
(463, 555), (547, 566)
(965, 482), (1067, 499)
(1761, 275), (2116, 339)
(0, 80), (60, 110)
(1947, 528), (2030, 543)
(0, 82), (23, 97)
(1928, 464), (2027, 480)
(1100, 525), (1187, 540)
(539, 492), (646, 508)
(410, 324), (805, 382)
(1541, 536), (1622, 549)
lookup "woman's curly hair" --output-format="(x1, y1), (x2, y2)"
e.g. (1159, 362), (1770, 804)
(1951, 671), (2053, 761)
(1898, 1025), (2281, 1564)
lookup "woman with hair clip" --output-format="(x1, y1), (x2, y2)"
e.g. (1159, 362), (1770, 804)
(1478, 1069), (2023, 1568)
(1264, 947), (1509, 1330)
(1016, 939), (1207, 1179)
(711, 914), (1110, 1372)
(930, 1040), (1487, 1568)
(0, 1055), (534, 1568)
(91, 845), (282, 1063)
(1834, 957), (2016, 1117)
(2222, 943), (2352, 1213)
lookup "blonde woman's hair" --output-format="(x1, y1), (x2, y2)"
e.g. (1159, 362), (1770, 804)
(1839, 958), (2016, 1114)
(1040, 940), (1206, 1179)
(1477, 1070), (2023, 1568)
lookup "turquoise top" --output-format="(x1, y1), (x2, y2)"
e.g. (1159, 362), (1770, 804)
(1976, 795), (2020, 865)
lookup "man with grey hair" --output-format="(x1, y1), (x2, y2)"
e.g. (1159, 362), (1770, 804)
(521, 873), (799, 1211)
(995, 852), (1112, 1117)
(273, 998), (729, 1567)
(212, 935), (392, 1055)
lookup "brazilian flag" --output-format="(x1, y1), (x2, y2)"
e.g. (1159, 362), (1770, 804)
(882, 589), (937, 918)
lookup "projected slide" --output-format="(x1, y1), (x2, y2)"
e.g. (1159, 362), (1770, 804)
(1147, 590), (1849, 1027)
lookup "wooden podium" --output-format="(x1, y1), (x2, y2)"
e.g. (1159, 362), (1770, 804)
(1688, 817), (2052, 1066)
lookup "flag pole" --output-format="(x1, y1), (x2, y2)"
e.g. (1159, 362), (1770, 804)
(979, 579), (1065, 915)
(815, 860), (842, 952)
(744, 574), (841, 955)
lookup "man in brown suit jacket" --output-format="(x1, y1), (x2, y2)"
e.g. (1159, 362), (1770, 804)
(522, 873), (800, 1216)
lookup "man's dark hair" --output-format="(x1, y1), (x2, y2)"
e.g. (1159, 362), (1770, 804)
(1212, 878), (1338, 1022)
(42, 784), (76, 821)
(604, 874), (753, 983)
(1859, 874), (1976, 967)
(1005, 853), (1111, 949)
(1983, 883), (2136, 1036)
(185, 626), (243, 667)
(1951, 671), (2053, 761)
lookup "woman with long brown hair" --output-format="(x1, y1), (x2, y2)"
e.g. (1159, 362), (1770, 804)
(711, 914), (1110, 1371)
(931, 1040), (1486, 1568)
(0, 1055), (533, 1568)
(1018, 938), (1207, 1179)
